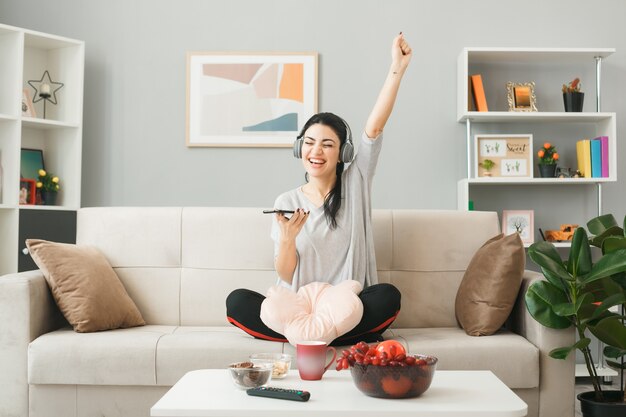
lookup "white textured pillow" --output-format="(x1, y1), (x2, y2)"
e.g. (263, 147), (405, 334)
(260, 281), (364, 346)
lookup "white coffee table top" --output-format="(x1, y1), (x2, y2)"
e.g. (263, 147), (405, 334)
(151, 369), (527, 417)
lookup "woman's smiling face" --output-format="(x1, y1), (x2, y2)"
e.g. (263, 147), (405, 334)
(301, 123), (341, 180)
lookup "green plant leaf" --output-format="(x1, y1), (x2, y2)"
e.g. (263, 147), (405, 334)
(605, 360), (626, 370)
(587, 214), (618, 235)
(603, 235), (626, 254)
(553, 302), (575, 317)
(525, 281), (571, 329)
(590, 226), (624, 248)
(549, 338), (591, 360)
(604, 346), (626, 359)
(588, 316), (626, 349)
(541, 267), (570, 290)
(568, 227), (592, 277)
(528, 242), (571, 282)
(554, 293), (593, 317)
(590, 292), (626, 320)
(580, 249), (626, 286)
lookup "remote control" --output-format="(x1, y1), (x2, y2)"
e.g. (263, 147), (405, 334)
(246, 386), (310, 402)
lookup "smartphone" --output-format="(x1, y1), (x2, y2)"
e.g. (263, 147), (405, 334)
(263, 209), (295, 214)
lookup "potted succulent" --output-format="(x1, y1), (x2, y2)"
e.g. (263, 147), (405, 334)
(479, 159), (496, 177)
(563, 77), (584, 112)
(537, 142), (559, 178)
(525, 214), (626, 416)
(36, 169), (60, 205)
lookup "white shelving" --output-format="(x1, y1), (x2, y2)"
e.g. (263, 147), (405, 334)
(457, 47), (617, 225)
(0, 23), (84, 275)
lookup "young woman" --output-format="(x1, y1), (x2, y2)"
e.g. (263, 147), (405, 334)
(227, 33), (412, 345)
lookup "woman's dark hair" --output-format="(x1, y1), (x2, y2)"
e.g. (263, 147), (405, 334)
(298, 112), (349, 230)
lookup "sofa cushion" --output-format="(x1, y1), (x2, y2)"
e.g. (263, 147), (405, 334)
(155, 327), (285, 385)
(387, 327), (539, 388)
(454, 233), (524, 336)
(28, 326), (174, 385)
(28, 326), (286, 386)
(26, 239), (146, 332)
(260, 281), (364, 345)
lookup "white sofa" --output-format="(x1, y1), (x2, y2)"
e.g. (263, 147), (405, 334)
(0, 207), (574, 417)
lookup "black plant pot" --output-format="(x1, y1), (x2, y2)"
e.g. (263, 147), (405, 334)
(564, 91), (584, 112)
(538, 164), (557, 178)
(578, 390), (625, 417)
(40, 190), (58, 206)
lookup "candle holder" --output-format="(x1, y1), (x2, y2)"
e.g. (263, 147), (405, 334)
(28, 70), (64, 119)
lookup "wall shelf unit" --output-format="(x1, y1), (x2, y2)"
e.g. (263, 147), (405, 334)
(0, 23), (84, 275)
(457, 47), (616, 231)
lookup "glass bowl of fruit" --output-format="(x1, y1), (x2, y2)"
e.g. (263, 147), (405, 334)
(337, 340), (438, 399)
(249, 353), (292, 379)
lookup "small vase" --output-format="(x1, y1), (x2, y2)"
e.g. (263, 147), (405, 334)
(563, 92), (584, 112)
(538, 164), (557, 178)
(40, 190), (58, 205)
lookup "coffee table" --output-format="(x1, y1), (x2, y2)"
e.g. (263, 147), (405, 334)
(151, 369), (527, 416)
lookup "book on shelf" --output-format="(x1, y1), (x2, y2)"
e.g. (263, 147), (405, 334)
(590, 139), (602, 178)
(595, 136), (609, 178)
(470, 74), (488, 112)
(576, 139), (592, 178)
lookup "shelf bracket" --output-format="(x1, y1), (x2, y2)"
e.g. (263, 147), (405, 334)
(595, 56), (602, 112)
(466, 119), (472, 179)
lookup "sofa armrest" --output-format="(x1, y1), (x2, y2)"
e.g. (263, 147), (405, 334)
(0, 270), (65, 417)
(508, 269), (575, 417)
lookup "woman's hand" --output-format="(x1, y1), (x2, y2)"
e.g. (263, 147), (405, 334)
(274, 208), (309, 284)
(392, 33), (412, 73)
(276, 208), (309, 242)
(365, 33), (412, 139)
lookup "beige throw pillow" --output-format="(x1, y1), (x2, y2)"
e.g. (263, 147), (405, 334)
(26, 239), (145, 333)
(455, 233), (524, 336)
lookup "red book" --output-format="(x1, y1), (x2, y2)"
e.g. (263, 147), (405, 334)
(470, 74), (488, 112)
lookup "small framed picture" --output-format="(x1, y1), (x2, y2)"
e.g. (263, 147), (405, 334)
(22, 89), (37, 117)
(474, 134), (533, 178)
(20, 148), (45, 180)
(502, 210), (534, 245)
(506, 82), (537, 112)
(19, 179), (36, 205)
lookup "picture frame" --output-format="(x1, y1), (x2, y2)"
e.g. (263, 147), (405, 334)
(186, 52), (318, 147)
(506, 81), (537, 112)
(19, 178), (36, 205)
(502, 210), (534, 245)
(20, 148), (45, 180)
(22, 89), (37, 117)
(474, 134), (533, 178)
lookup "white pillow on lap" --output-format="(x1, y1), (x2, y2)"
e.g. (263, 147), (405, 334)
(260, 280), (364, 346)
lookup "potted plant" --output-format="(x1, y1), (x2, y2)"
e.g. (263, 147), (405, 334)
(537, 142), (559, 178)
(585, 214), (626, 406)
(525, 216), (626, 416)
(479, 159), (496, 177)
(36, 169), (60, 206)
(563, 77), (584, 112)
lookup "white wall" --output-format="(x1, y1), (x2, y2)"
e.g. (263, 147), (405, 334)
(1, 0), (625, 221)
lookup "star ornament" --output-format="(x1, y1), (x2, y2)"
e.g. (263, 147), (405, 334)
(28, 70), (64, 105)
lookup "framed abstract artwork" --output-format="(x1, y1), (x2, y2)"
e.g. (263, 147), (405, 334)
(186, 52), (318, 147)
